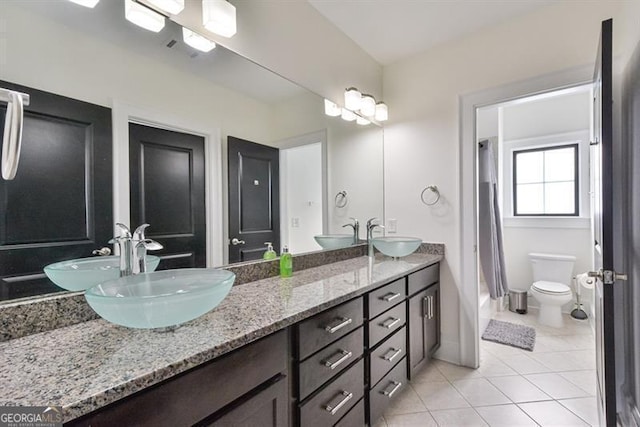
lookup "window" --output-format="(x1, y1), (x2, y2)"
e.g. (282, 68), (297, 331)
(513, 144), (579, 216)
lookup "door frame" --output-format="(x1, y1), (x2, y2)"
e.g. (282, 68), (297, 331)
(458, 65), (593, 368)
(276, 129), (328, 247)
(112, 100), (224, 267)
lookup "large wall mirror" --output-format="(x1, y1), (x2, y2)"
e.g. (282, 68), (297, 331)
(0, 1), (384, 302)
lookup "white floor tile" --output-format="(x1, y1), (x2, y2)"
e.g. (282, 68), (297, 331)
(488, 375), (552, 403)
(452, 378), (511, 406)
(430, 408), (488, 426)
(524, 373), (590, 400)
(481, 341), (525, 359)
(433, 360), (483, 381)
(383, 384), (428, 415)
(559, 397), (600, 426)
(412, 380), (471, 411)
(477, 355), (518, 377)
(518, 400), (589, 426)
(501, 354), (552, 375)
(530, 350), (596, 372)
(475, 404), (538, 426)
(384, 411), (438, 427)
(559, 370), (598, 396)
(411, 363), (447, 383)
(372, 416), (388, 427)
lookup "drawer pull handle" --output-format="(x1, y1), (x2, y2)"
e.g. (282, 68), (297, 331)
(324, 317), (353, 334)
(429, 295), (435, 320)
(323, 349), (353, 370)
(380, 292), (401, 302)
(422, 296), (429, 318)
(381, 347), (402, 363)
(381, 381), (402, 398)
(324, 391), (353, 415)
(380, 317), (401, 329)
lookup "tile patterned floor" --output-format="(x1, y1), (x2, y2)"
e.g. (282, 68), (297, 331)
(374, 310), (598, 427)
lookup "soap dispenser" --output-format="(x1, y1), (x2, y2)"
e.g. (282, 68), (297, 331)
(280, 245), (293, 278)
(263, 242), (277, 260)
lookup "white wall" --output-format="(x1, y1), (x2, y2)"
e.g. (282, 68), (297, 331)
(383, 1), (632, 364)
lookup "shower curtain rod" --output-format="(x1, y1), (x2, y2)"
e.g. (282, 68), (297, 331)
(0, 88), (30, 106)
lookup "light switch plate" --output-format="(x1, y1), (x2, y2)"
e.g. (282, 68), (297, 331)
(387, 218), (397, 233)
(292, 217), (300, 228)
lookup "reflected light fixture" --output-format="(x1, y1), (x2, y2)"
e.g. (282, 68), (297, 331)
(344, 87), (362, 111)
(356, 116), (370, 126)
(360, 94), (376, 117)
(375, 102), (388, 122)
(203, 0), (237, 38)
(68, 0), (100, 7)
(341, 109), (357, 122)
(125, 0), (165, 32)
(147, 0), (185, 15)
(324, 99), (341, 117)
(182, 28), (217, 52)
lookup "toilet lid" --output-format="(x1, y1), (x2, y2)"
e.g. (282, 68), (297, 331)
(533, 281), (571, 295)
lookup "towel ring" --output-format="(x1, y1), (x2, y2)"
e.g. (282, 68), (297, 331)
(335, 190), (348, 208)
(420, 185), (440, 206)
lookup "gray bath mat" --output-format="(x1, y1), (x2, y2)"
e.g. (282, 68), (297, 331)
(482, 319), (536, 351)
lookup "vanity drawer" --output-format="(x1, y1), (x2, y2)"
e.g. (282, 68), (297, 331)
(334, 397), (365, 427)
(297, 298), (364, 360)
(368, 302), (406, 348)
(368, 278), (406, 319)
(408, 263), (439, 296)
(369, 357), (408, 425)
(299, 359), (364, 427)
(369, 326), (406, 387)
(299, 327), (364, 400)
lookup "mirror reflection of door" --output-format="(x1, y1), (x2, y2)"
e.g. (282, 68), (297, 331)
(228, 136), (280, 263)
(129, 123), (206, 269)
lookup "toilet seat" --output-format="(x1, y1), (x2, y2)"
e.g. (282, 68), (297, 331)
(532, 280), (571, 296)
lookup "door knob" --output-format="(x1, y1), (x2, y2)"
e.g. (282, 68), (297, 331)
(231, 238), (246, 245)
(588, 269), (627, 285)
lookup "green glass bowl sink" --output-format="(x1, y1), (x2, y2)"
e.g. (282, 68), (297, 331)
(372, 237), (422, 258)
(314, 234), (354, 250)
(44, 255), (160, 292)
(84, 268), (236, 329)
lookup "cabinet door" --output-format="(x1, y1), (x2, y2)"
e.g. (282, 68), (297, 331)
(408, 288), (429, 379)
(424, 283), (441, 357)
(205, 376), (288, 427)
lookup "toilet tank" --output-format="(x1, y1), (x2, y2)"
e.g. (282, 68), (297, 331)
(529, 253), (576, 285)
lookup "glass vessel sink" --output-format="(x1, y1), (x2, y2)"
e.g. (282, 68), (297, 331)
(314, 234), (354, 250)
(372, 237), (422, 258)
(44, 255), (160, 292)
(84, 268), (236, 329)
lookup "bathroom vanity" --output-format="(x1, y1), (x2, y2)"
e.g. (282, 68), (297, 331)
(0, 253), (441, 427)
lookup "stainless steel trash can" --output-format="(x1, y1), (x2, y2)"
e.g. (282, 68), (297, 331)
(509, 291), (527, 314)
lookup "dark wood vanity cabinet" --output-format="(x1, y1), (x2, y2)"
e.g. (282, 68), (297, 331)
(407, 263), (441, 379)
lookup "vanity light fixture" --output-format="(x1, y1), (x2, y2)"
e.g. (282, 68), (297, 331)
(344, 87), (362, 111)
(182, 28), (217, 52)
(68, 0), (100, 7)
(147, 0), (185, 15)
(360, 94), (376, 117)
(203, 0), (237, 38)
(356, 116), (370, 126)
(375, 102), (388, 122)
(341, 108), (357, 122)
(125, 0), (165, 32)
(324, 99), (342, 117)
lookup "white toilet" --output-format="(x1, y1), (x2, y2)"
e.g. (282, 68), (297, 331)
(529, 253), (576, 328)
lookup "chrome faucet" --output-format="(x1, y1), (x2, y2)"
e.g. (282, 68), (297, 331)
(110, 223), (163, 277)
(366, 217), (384, 258)
(342, 217), (360, 244)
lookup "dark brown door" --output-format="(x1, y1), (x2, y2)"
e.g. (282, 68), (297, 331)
(591, 18), (622, 427)
(425, 283), (441, 357)
(408, 289), (428, 379)
(227, 136), (279, 263)
(129, 123), (206, 269)
(0, 81), (112, 301)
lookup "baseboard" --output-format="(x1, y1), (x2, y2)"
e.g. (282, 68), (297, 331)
(433, 339), (460, 365)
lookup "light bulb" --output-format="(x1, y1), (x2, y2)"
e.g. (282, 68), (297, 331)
(356, 116), (370, 126)
(147, 0), (184, 14)
(203, 0), (237, 38)
(324, 99), (341, 117)
(360, 94), (376, 117)
(344, 87), (362, 111)
(375, 102), (388, 122)
(68, 0), (99, 7)
(125, 0), (165, 33)
(341, 109), (356, 121)
(183, 28), (217, 52)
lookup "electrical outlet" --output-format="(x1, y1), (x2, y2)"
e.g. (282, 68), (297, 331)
(387, 218), (397, 233)
(291, 217), (300, 228)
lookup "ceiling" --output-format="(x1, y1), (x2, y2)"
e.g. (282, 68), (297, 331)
(308, 0), (557, 65)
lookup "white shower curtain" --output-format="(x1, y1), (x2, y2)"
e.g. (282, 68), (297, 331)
(478, 140), (509, 299)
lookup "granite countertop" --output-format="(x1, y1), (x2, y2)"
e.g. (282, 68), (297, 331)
(0, 253), (441, 421)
